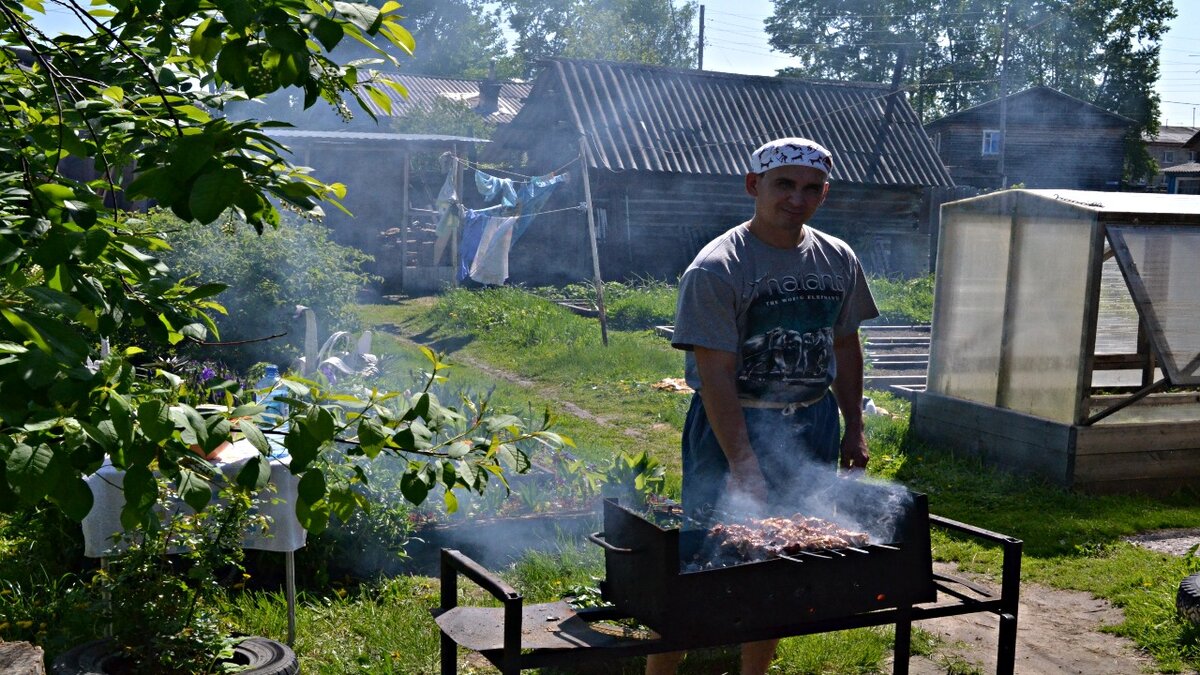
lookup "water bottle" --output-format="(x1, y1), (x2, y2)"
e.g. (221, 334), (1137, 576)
(256, 364), (288, 424)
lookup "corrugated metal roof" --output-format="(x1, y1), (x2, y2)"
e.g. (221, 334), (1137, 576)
(1163, 161), (1200, 174)
(358, 74), (532, 125)
(493, 58), (952, 187)
(1146, 126), (1199, 145)
(924, 86), (1136, 127)
(265, 129), (488, 144)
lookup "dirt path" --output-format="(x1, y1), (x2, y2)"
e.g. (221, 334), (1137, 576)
(894, 563), (1163, 675)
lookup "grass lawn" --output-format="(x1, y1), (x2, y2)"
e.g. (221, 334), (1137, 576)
(2, 286), (1198, 673)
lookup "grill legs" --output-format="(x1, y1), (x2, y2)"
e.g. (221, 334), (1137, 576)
(893, 608), (912, 675)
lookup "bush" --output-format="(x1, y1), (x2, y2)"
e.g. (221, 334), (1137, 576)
(867, 274), (934, 325)
(155, 210), (379, 370)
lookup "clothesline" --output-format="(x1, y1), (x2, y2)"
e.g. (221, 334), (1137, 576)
(453, 154), (580, 180)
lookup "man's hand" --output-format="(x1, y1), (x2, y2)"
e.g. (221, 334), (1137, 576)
(726, 453), (768, 503)
(840, 427), (869, 473)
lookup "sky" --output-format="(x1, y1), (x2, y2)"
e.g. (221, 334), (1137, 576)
(29, 0), (1200, 129)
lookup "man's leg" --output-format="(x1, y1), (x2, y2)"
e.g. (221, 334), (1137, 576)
(645, 651), (684, 675)
(741, 639), (779, 675)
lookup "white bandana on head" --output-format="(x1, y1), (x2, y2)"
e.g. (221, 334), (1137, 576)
(749, 138), (834, 176)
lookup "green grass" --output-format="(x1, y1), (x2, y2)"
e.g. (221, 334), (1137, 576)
(356, 288), (1200, 674)
(4, 282), (1200, 673)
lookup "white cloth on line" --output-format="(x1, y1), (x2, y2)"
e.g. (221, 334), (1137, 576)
(469, 216), (518, 286)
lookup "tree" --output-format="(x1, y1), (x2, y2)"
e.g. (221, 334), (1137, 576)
(0, 0), (563, 532)
(500, 0), (698, 78)
(400, 0), (509, 79)
(765, 0), (1176, 182)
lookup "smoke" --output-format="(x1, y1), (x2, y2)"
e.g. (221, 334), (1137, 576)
(711, 466), (913, 545)
(707, 416), (914, 545)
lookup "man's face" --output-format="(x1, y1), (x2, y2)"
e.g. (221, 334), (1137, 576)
(745, 165), (829, 231)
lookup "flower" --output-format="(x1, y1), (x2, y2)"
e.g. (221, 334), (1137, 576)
(200, 366), (216, 382)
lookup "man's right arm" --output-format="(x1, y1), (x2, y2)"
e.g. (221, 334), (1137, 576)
(693, 346), (767, 502)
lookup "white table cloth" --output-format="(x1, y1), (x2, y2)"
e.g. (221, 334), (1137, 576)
(82, 439), (305, 557)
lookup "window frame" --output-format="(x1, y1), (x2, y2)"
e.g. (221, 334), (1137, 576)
(981, 129), (1003, 156)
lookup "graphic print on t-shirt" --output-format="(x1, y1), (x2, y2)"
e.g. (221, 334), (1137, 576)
(738, 273), (845, 401)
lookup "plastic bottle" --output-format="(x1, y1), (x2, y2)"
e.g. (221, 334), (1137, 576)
(256, 364), (288, 424)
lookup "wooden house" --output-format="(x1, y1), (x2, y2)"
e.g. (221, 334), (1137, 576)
(484, 58), (954, 284)
(1144, 126), (1198, 190)
(923, 87), (1134, 191)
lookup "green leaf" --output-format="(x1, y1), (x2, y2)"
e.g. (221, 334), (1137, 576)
(297, 469), (326, 504)
(177, 468), (212, 512)
(187, 17), (223, 63)
(356, 416), (386, 458)
(328, 486), (358, 522)
(303, 406), (336, 443)
(107, 394), (134, 446)
(333, 1), (382, 32)
(238, 419), (269, 454)
(120, 465), (158, 531)
(183, 283), (227, 301)
(189, 168), (242, 223)
(284, 424), (318, 472)
(400, 469), (429, 505)
(295, 495), (329, 534)
(139, 400), (174, 442)
(447, 440), (471, 459)
(170, 134), (216, 181)
(50, 476), (94, 522)
(443, 489), (458, 513)
(236, 454), (270, 490)
(309, 15), (345, 51)
(5, 443), (53, 502)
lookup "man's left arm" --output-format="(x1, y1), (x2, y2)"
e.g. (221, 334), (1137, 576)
(831, 331), (868, 471)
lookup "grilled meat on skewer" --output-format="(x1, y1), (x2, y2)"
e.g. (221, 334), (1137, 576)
(702, 515), (870, 563)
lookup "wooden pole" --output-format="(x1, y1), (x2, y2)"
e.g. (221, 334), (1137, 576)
(452, 143), (463, 288)
(578, 135), (609, 346)
(399, 148), (410, 294)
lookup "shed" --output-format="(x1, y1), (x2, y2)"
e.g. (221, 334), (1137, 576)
(264, 129), (490, 294)
(486, 58), (954, 283)
(923, 87), (1134, 191)
(231, 73), (532, 130)
(911, 189), (1200, 494)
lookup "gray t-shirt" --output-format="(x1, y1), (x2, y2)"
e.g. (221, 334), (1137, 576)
(672, 223), (879, 402)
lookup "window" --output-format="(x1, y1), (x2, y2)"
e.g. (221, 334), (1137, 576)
(981, 130), (1003, 156)
(1163, 150), (1176, 165)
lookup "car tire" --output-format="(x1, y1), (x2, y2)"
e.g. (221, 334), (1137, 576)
(52, 636), (298, 674)
(1177, 572), (1200, 625)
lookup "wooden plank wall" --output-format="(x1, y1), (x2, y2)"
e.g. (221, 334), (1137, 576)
(510, 172), (933, 283)
(1074, 424), (1200, 495)
(913, 391), (1200, 495)
(911, 392), (1074, 485)
(927, 97), (1128, 191)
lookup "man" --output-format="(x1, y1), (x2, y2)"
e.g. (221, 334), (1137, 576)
(646, 138), (878, 675)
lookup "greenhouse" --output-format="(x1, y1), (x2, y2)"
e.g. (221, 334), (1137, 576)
(912, 189), (1200, 494)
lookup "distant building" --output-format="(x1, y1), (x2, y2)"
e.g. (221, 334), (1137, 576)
(924, 87), (1134, 191)
(227, 73), (531, 130)
(1144, 126), (1198, 190)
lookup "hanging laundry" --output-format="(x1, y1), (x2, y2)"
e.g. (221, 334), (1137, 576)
(474, 171), (519, 209)
(432, 163), (461, 266)
(468, 216), (519, 286)
(457, 207), (506, 282)
(511, 173), (568, 244)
